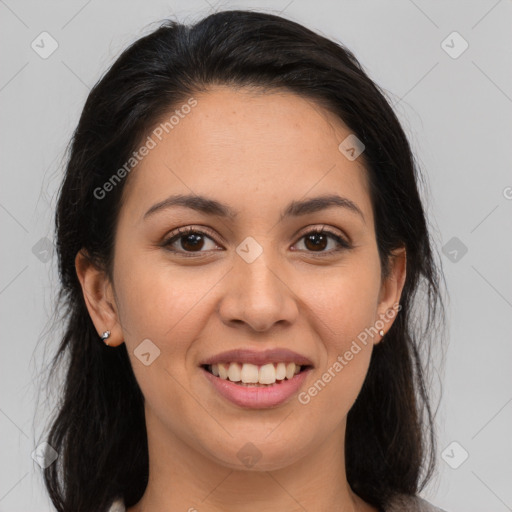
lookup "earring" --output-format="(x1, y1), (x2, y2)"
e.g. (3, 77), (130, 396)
(379, 329), (385, 337)
(100, 330), (111, 345)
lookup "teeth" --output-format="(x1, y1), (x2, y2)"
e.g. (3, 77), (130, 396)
(275, 362), (286, 380)
(240, 363), (259, 383)
(210, 362), (304, 385)
(218, 363), (228, 379)
(286, 362), (296, 379)
(227, 362), (242, 382)
(259, 363), (276, 384)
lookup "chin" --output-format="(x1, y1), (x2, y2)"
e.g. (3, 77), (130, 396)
(205, 440), (308, 472)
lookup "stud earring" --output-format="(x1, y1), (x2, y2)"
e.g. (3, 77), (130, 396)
(379, 329), (385, 337)
(100, 330), (111, 345)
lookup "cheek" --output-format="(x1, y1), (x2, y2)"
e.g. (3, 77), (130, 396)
(294, 256), (380, 408)
(298, 255), (381, 347)
(113, 249), (222, 354)
(112, 251), (214, 414)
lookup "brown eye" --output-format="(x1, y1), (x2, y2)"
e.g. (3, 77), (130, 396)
(294, 228), (351, 254)
(179, 232), (206, 251)
(162, 225), (351, 257)
(162, 227), (220, 255)
(304, 232), (329, 251)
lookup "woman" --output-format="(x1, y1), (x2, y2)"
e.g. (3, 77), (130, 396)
(42, 9), (447, 512)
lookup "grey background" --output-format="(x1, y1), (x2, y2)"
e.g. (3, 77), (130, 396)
(1, 0), (511, 511)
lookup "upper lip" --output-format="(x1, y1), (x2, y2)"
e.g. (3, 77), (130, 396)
(200, 348), (314, 367)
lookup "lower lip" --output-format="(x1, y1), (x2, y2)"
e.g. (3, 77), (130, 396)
(201, 367), (312, 409)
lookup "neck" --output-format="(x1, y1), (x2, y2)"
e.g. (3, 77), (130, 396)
(128, 410), (377, 512)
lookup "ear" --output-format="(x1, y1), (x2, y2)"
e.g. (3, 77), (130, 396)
(375, 246), (407, 343)
(75, 249), (123, 347)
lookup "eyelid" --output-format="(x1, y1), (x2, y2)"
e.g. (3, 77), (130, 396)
(162, 225), (222, 244)
(294, 224), (350, 245)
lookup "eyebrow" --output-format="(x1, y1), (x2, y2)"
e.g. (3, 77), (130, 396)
(143, 193), (365, 223)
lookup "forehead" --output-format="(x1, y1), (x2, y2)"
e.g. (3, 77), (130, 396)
(120, 85), (373, 226)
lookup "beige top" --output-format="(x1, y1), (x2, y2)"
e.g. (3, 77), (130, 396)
(108, 494), (448, 511)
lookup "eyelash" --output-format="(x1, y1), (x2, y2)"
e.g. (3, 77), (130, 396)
(161, 225), (352, 257)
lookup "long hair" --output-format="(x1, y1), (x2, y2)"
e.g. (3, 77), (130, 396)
(40, 9), (447, 511)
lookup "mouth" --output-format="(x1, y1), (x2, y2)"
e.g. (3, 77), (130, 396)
(200, 360), (314, 409)
(201, 362), (313, 387)
(199, 348), (314, 408)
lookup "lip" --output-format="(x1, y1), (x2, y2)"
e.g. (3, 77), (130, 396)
(201, 366), (313, 409)
(199, 348), (314, 367)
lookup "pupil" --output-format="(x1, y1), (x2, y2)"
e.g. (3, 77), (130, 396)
(305, 233), (327, 251)
(182, 233), (204, 251)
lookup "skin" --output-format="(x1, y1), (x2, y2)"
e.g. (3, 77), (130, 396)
(76, 85), (406, 512)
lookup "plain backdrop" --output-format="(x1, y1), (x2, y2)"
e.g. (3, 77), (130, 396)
(1, 1), (511, 511)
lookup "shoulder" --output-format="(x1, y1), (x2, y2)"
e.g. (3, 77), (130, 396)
(108, 498), (126, 512)
(385, 494), (448, 512)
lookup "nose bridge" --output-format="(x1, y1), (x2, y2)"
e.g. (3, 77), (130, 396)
(220, 234), (298, 331)
(235, 234), (285, 297)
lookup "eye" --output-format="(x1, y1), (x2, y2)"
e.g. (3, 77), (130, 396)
(161, 226), (221, 256)
(293, 226), (352, 254)
(161, 225), (352, 257)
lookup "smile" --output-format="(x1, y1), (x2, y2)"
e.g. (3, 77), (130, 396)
(201, 363), (313, 409)
(203, 362), (309, 386)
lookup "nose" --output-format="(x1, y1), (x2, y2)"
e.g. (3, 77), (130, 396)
(218, 248), (299, 333)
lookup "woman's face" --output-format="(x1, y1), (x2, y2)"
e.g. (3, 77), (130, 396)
(83, 85), (405, 471)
